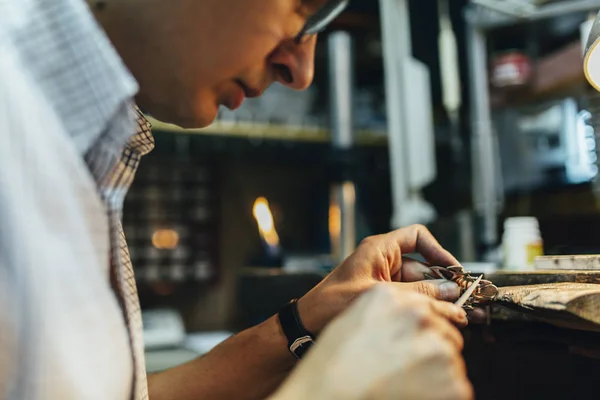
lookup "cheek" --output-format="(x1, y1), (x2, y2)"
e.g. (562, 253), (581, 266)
(184, 4), (291, 79)
(163, 0), (300, 87)
(204, 31), (281, 78)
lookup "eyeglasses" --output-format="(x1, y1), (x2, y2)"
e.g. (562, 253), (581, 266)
(295, 0), (349, 44)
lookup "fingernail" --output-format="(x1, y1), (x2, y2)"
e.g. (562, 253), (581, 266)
(452, 305), (468, 323)
(440, 281), (460, 301)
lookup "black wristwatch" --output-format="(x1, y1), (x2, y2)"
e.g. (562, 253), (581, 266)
(277, 299), (316, 359)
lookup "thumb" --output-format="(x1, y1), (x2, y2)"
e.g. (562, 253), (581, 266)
(403, 279), (460, 302)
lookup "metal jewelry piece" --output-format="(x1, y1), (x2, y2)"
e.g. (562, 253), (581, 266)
(425, 265), (498, 310)
(454, 275), (483, 308)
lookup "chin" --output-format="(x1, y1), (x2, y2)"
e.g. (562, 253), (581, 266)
(137, 95), (218, 129)
(155, 107), (218, 130)
(177, 100), (219, 129)
(176, 113), (216, 129)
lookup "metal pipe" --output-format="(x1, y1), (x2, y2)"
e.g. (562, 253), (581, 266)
(328, 32), (356, 263)
(329, 32), (354, 150)
(379, 0), (413, 229)
(466, 22), (501, 252)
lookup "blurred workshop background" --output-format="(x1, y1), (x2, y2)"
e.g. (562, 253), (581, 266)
(129, 0), (600, 388)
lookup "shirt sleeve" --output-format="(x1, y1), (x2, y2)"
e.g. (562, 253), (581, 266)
(0, 43), (133, 400)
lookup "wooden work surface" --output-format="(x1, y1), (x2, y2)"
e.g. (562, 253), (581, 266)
(482, 270), (600, 332)
(485, 270), (600, 287)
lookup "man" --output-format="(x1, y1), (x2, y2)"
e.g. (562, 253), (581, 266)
(0, 0), (473, 399)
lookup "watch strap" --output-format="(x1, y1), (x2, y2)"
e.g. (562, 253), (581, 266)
(277, 299), (315, 359)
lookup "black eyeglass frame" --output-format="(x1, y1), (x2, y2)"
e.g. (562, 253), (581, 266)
(294, 0), (349, 44)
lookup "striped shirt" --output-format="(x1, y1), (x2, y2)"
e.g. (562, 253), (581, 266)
(0, 0), (153, 398)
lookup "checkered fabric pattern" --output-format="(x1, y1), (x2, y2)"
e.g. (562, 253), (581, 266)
(95, 107), (155, 400)
(0, 0), (154, 398)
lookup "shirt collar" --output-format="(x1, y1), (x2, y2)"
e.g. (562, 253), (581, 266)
(129, 106), (155, 156)
(4, 0), (139, 154)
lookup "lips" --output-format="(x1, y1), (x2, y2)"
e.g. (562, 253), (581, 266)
(224, 80), (263, 111)
(235, 79), (262, 98)
(225, 85), (245, 111)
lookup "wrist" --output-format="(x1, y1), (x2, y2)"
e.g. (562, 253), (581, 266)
(296, 293), (325, 335)
(255, 315), (299, 370)
(278, 299), (317, 359)
(296, 280), (375, 335)
(296, 286), (342, 335)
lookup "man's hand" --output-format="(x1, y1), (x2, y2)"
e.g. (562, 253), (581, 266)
(147, 226), (475, 400)
(271, 284), (473, 400)
(298, 225), (465, 334)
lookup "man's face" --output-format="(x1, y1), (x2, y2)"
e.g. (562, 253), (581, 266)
(101, 0), (328, 128)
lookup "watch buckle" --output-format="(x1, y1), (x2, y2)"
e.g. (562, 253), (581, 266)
(290, 335), (314, 358)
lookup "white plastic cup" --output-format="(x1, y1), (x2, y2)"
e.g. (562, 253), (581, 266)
(502, 217), (544, 271)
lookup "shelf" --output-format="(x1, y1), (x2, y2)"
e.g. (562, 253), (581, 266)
(147, 117), (388, 146)
(467, 0), (600, 29)
(490, 40), (586, 107)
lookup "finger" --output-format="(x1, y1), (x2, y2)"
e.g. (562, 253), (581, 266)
(446, 356), (473, 400)
(423, 314), (465, 351)
(428, 298), (469, 328)
(450, 351), (468, 379)
(446, 356), (474, 400)
(466, 307), (487, 324)
(403, 279), (461, 302)
(384, 225), (459, 268)
(397, 258), (432, 282)
(458, 380), (475, 400)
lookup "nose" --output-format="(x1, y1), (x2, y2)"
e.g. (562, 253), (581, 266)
(268, 35), (317, 90)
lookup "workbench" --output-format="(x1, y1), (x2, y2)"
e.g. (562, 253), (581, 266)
(236, 267), (600, 399)
(464, 270), (600, 400)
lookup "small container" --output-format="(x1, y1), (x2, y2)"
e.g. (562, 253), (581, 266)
(502, 217), (544, 271)
(491, 50), (532, 89)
